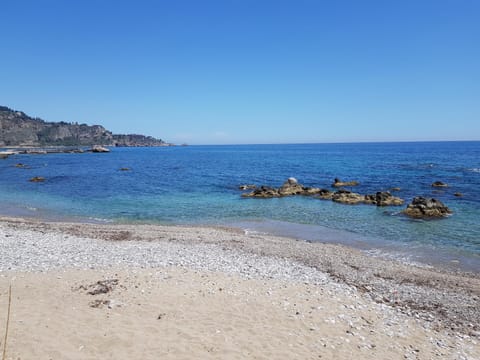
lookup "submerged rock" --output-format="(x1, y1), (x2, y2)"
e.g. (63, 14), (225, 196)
(403, 197), (452, 218)
(432, 181), (448, 188)
(364, 192), (404, 206)
(332, 178), (359, 187)
(29, 176), (45, 182)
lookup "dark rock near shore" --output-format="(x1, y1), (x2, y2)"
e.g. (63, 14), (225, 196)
(365, 192), (404, 206)
(332, 178), (359, 187)
(454, 192), (463, 197)
(432, 181), (448, 188)
(403, 197), (452, 218)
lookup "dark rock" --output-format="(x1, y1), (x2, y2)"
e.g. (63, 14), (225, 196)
(454, 192), (463, 197)
(120, 167), (131, 171)
(332, 190), (364, 205)
(332, 178), (359, 187)
(29, 176), (45, 182)
(390, 187), (401, 192)
(403, 197), (452, 218)
(432, 181), (448, 188)
(364, 192), (404, 206)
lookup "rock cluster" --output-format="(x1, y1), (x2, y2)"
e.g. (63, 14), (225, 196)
(403, 197), (452, 218)
(241, 178), (404, 207)
(242, 178), (325, 198)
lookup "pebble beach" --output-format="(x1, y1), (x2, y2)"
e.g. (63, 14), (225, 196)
(0, 217), (479, 359)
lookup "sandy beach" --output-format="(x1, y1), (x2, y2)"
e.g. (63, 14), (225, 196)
(0, 217), (479, 359)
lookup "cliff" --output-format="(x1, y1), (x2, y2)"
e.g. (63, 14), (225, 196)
(0, 106), (167, 147)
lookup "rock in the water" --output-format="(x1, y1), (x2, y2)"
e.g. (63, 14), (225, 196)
(91, 145), (110, 153)
(241, 178), (325, 198)
(390, 187), (401, 192)
(29, 176), (45, 182)
(119, 167), (131, 171)
(454, 192), (463, 197)
(332, 190), (364, 204)
(242, 186), (280, 198)
(332, 178), (359, 187)
(239, 184), (256, 190)
(432, 181), (448, 188)
(317, 189), (334, 200)
(403, 197), (452, 218)
(364, 192), (404, 206)
(278, 178), (305, 196)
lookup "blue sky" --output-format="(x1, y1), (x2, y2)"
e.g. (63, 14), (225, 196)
(1, 1), (479, 144)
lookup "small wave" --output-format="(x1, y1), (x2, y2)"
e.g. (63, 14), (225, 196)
(468, 168), (480, 173)
(243, 228), (267, 236)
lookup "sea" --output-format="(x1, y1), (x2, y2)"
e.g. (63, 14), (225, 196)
(1, 142), (479, 272)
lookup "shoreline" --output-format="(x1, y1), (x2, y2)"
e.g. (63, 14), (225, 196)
(1, 216), (479, 358)
(2, 205), (479, 274)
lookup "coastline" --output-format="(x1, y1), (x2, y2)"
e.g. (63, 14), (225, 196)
(1, 216), (479, 359)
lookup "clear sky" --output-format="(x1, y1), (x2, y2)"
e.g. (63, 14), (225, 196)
(1, 1), (479, 145)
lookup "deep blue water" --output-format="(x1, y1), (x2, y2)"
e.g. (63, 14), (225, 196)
(1, 142), (479, 271)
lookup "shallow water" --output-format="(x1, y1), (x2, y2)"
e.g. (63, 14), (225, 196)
(1, 142), (479, 271)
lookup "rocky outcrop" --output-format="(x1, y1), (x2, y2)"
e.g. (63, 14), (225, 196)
(242, 186), (280, 198)
(332, 178), (359, 187)
(364, 192), (404, 206)
(331, 190), (365, 205)
(0, 105), (167, 147)
(241, 178), (327, 198)
(403, 197), (452, 218)
(241, 178), (406, 207)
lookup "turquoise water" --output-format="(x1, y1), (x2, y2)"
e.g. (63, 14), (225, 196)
(1, 142), (479, 271)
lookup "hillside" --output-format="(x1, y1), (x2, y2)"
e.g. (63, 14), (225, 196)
(0, 106), (168, 147)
